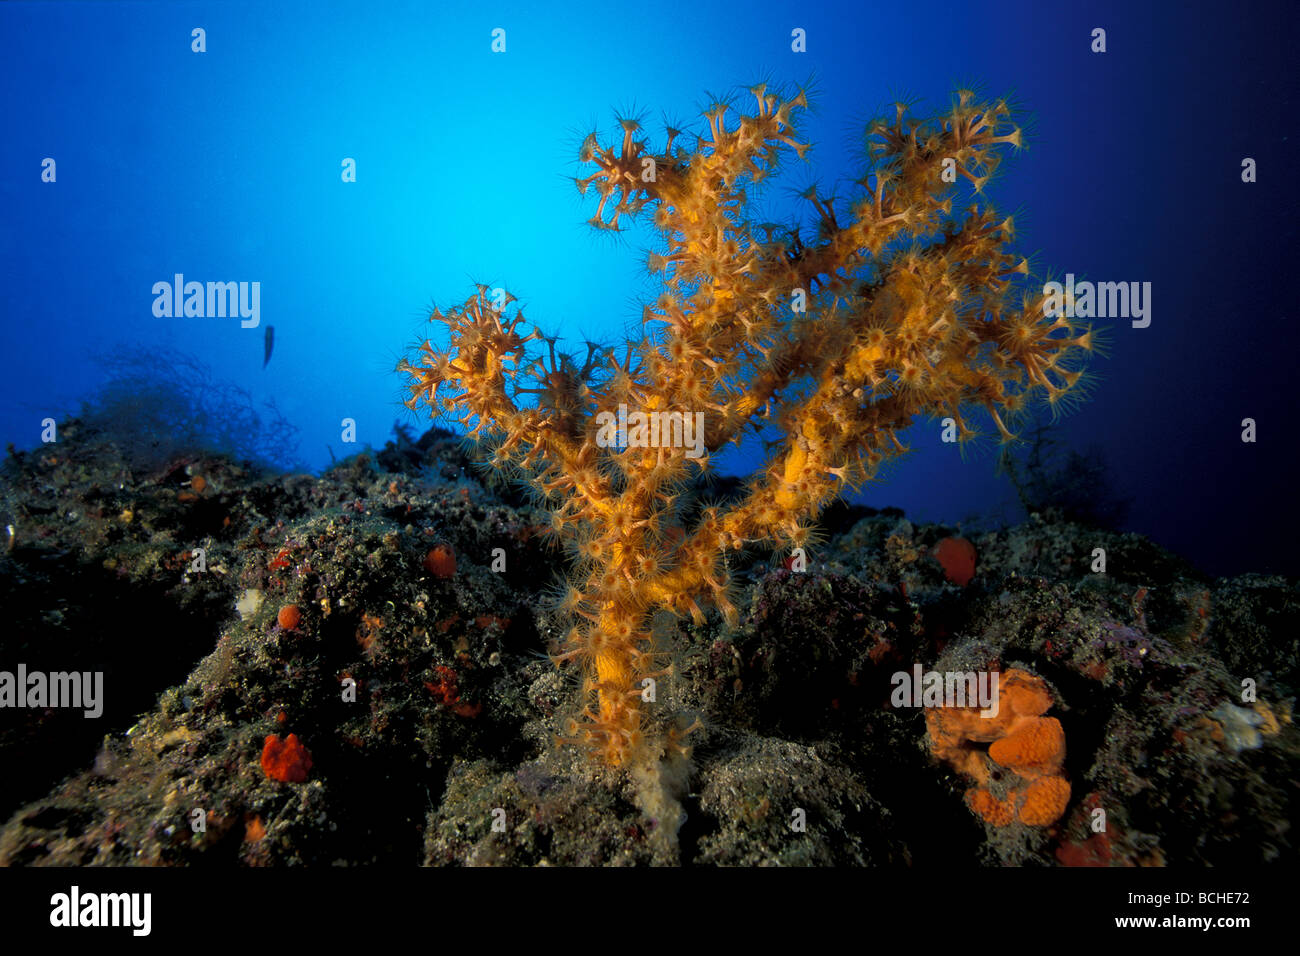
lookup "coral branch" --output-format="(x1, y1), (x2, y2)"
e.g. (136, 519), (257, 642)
(400, 84), (1095, 769)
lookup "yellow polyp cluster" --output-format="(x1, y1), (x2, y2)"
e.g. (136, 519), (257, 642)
(399, 85), (1095, 768)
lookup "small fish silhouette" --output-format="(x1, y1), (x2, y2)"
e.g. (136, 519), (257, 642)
(263, 325), (275, 368)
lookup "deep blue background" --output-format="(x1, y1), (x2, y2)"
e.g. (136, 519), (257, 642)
(2, 0), (1296, 576)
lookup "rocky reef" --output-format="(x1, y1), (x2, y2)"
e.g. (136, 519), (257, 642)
(0, 419), (1294, 866)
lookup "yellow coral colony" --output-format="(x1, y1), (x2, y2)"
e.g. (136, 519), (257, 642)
(399, 86), (1093, 770)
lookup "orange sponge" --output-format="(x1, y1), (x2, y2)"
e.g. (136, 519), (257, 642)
(967, 788), (1016, 826)
(934, 536), (977, 586)
(967, 776), (1071, 827)
(1017, 776), (1072, 826)
(926, 668), (1070, 827)
(261, 733), (313, 783)
(1002, 669), (1052, 718)
(989, 716), (1066, 775)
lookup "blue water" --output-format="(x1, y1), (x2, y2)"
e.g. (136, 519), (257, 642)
(2, 0), (1296, 576)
